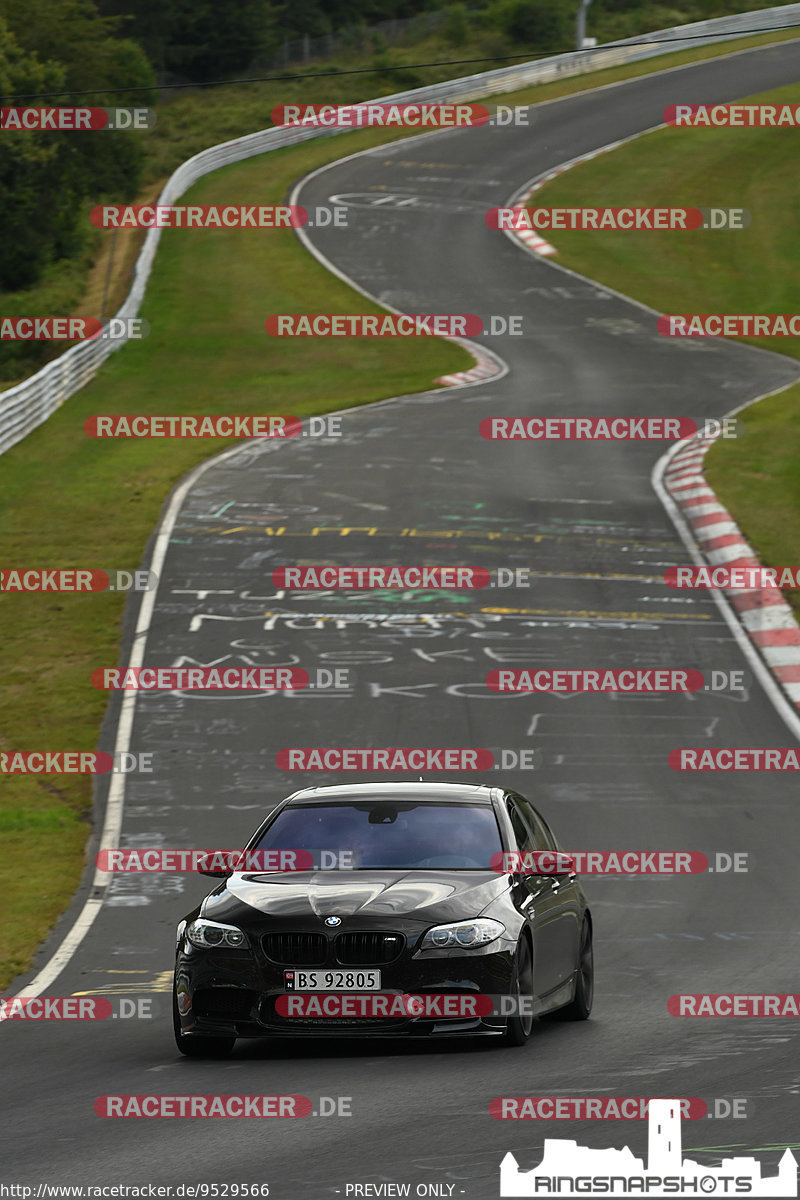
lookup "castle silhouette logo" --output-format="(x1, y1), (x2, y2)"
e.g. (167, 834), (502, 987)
(500, 1099), (797, 1197)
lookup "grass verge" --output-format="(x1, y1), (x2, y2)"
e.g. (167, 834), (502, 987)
(520, 75), (800, 618)
(3, 22), (800, 384)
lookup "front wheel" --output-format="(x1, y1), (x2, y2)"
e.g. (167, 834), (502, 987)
(173, 984), (236, 1058)
(554, 918), (593, 1021)
(503, 936), (534, 1046)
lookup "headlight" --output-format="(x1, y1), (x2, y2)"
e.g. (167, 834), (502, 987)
(186, 919), (249, 950)
(419, 918), (505, 951)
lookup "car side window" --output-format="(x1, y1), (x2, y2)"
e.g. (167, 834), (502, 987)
(505, 797), (535, 852)
(512, 794), (557, 852)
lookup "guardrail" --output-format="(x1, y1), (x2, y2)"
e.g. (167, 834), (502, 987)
(2, 3), (798, 456)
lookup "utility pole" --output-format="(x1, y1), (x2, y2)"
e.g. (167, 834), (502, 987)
(576, 0), (594, 49)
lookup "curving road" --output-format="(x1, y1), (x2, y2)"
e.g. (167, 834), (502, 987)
(5, 38), (800, 1198)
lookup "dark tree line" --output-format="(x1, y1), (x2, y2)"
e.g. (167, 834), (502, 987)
(1, 0), (794, 293)
(1, 1), (153, 291)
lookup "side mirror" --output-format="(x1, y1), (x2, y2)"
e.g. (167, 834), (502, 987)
(196, 852), (236, 878)
(552, 852), (577, 876)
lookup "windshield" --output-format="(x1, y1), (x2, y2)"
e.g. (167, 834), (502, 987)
(252, 801), (503, 870)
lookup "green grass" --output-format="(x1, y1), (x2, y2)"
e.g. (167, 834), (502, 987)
(523, 79), (800, 359)
(524, 76), (800, 619)
(3, 21), (799, 384)
(703, 383), (800, 622)
(2, 27), (800, 989)
(0, 130), (473, 989)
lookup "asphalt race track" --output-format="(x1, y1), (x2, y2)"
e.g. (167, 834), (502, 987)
(5, 38), (800, 1199)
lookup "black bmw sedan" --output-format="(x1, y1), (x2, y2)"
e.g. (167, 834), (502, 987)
(173, 782), (593, 1056)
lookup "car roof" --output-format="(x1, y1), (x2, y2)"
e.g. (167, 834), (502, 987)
(283, 782), (499, 805)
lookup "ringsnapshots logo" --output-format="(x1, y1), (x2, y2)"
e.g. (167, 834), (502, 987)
(499, 1098), (797, 1197)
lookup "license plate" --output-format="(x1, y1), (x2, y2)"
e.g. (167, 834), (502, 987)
(284, 969), (381, 991)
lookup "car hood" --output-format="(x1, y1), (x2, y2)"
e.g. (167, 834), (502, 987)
(204, 870), (508, 925)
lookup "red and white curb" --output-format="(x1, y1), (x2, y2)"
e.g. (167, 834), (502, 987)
(509, 139), (629, 259)
(663, 433), (800, 709)
(436, 339), (505, 387)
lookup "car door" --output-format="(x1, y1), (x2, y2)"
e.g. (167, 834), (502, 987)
(506, 793), (581, 998)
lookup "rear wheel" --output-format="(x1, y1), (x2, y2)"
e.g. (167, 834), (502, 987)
(173, 984), (236, 1058)
(503, 935), (534, 1046)
(554, 918), (593, 1021)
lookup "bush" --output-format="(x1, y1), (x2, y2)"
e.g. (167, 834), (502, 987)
(443, 3), (470, 46)
(485, 0), (572, 50)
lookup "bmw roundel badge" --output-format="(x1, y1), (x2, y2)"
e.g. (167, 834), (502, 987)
(324, 916), (342, 927)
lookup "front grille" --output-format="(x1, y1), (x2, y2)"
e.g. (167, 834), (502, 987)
(262, 932), (327, 965)
(193, 988), (259, 1021)
(335, 931), (405, 965)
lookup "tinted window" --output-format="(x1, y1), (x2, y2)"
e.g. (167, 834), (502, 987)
(515, 796), (557, 852)
(253, 801), (503, 869)
(506, 799), (535, 852)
